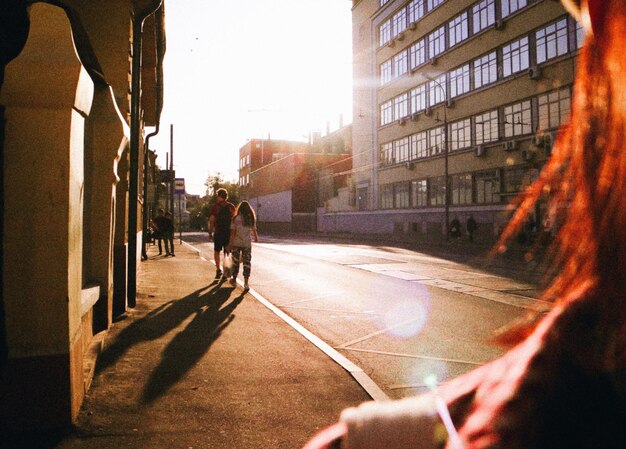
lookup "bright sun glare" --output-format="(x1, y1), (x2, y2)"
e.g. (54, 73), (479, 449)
(149, 0), (353, 195)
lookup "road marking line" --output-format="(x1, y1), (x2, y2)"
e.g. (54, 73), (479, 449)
(279, 291), (344, 306)
(247, 286), (390, 401)
(339, 347), (484, 366)
(280, 305), (378, 315)
(337, 318), (427, 349)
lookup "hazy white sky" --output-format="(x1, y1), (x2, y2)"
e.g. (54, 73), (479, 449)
(150, 0), (353, 196)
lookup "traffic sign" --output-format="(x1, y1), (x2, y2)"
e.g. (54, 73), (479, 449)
(174, 178), (185, 194)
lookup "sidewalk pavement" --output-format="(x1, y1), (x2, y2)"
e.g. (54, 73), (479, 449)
(30, 241), (370, 449)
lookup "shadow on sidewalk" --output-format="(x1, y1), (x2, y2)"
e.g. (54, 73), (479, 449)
(96, 281), (245, 404)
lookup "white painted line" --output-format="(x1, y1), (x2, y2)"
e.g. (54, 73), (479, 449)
(340, 347), (484, 366)
(337, 317), (427, 349)
(279, 291), (344, 306)
(181, 241), (201, 256)
(247, 286), (389, 401)
(280, 305), (378, 315)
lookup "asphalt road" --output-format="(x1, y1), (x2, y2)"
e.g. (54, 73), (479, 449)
(185, 232), (549, 400)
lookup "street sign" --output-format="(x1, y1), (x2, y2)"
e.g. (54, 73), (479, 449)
(174, 178), (185, 194)
(160, 169), (175, 182)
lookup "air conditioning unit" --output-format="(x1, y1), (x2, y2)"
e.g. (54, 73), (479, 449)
(521, 149), (535, 161)
(387, 39), (396, 48)
(398, 117), (407, 126)
(411, 112), (420, 121)
(424, 107), (433, 117)
(528, 65), (541, 80)
(446, 98), (454, 108)
(396, 32), (405, 41)
(405, 161), (415, 170)
(503, 140), (518, 151)
(409, 22), (417, 31)
(430, 56), (438, 66)
(494, 19), (505, 30)
(475, 145), (485, 157)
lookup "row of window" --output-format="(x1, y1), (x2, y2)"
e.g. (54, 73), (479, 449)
(380, 165), (539, 209)
(239, 173), (250, 187)
(380, 16), (580, 126)
(380, 10), (582, 87)
(380, 86), (570, 166)
(379, 0), (447, 47)
(380, 0), (535, 49)
(239, 154), (251, 169)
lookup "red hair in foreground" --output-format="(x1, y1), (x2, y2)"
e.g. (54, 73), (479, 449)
(439, 1), (626, 447)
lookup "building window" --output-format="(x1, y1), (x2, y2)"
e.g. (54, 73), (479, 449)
(380, 184), (395, 209)
(410, 84), (428, 113)
(450, 118), (472, 150)
(428, 126), (445, 156)
(410, 39), (427, 70)
(393, 9), (408, 37)
(395, 182), (410, 208)
(381, 59), (393, 85)
(429, 176), (446, 206)
(504, 166), (526, 194)
(380, 100), (393, 126)
(501, 0), (527, 18)
(473, 51), (497, 89)
(472, 0), (495, 34)
(575, 19), (584, 49)
(393, 50), (409, 78)
(475, 109), (499, 144)
(538, 87), (571, 130)
(411, 131), (428, 159)
(451, 173), (473, 205)
(380, 0), (391, 7)
(536, 19), (568, 64)
(395, 137), (410, 162)
(475, 170), (501, 203)
(502, 36), (529, 77)
(411, 179), (428, 207)
(428, 75), (446, 106)
(449, 12), (469, 48)
(504, 100), (532, 137)
(394, 93), (409, 120)
(449, 64), (470, 98)
(380, 142), (394, 166)
(380, 19), (392, 47)
(427, 0), (445, 11)
(408, 0), (425, 24)
(428, 26), (446, 59)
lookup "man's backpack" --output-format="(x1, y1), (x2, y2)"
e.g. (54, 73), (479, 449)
(216, 203), (232, 232)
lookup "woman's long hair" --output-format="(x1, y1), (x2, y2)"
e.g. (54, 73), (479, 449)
(235, 201), (256, 227)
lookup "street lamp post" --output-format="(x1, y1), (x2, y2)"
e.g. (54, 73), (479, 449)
(426, 75), (450, 242)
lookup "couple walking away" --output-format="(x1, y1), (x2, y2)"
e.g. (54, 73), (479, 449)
(207, 188), (258, 291)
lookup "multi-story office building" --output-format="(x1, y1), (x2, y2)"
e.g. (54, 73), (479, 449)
(322, 0), (580, 243)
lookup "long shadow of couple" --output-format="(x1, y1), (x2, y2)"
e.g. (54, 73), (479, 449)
(95, 280), (245, 404)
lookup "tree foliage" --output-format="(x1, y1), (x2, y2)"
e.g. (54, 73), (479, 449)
(187, 172), (240, 231)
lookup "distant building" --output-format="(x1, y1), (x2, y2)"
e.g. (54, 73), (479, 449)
(238, 138), (351, 233)
(320, 0), (579, 243)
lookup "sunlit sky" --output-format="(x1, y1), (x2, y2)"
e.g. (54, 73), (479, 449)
(149, 0), (353, 196)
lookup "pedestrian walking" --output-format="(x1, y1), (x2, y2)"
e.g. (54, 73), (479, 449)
(303, 1), (626, 448)
(449, 216), (461, 240)
(151, 208), (167, 255)
(466, 215), (477, 242)
(208, 188), (235, 279)
(164, 211), (175, 256)
(226, 201), (259, 291)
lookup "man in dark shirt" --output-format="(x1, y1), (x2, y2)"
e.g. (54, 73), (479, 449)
(208, 188), (235, 278)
